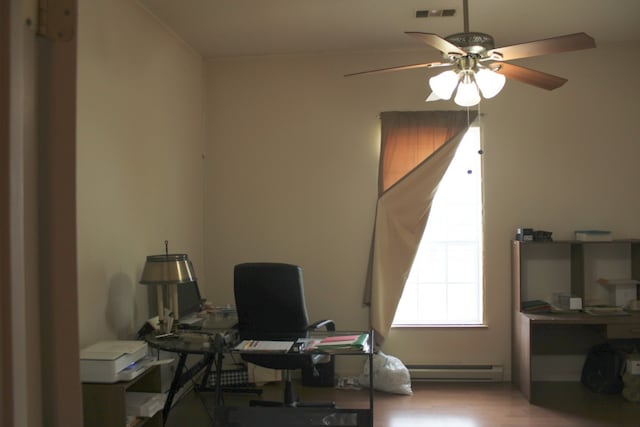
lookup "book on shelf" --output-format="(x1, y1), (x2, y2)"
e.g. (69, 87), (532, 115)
(574, 230), (612, 242)
(521, 300), (552, 314)
(234, 340), (294, 353)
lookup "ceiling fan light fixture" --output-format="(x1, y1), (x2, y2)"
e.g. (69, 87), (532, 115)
(454, 73), (481, 107)
(475, 68), (506, 99)
(428, 70), (459, 100)
(345, 0), (596, 107)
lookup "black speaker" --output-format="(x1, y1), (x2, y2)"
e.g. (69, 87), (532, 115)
(301, 356), (335, 387)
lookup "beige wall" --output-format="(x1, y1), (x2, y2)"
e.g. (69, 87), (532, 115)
(74, 0), (640, 379)
(204, 43), (640, 377)
(76, 0), (206, 347)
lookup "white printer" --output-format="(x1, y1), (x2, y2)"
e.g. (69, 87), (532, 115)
(80, 340), (149, 383)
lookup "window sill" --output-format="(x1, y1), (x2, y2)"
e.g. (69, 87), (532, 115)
(391, 323), (488, 329)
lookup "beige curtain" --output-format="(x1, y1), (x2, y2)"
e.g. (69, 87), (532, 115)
(365, 111), (477, 341)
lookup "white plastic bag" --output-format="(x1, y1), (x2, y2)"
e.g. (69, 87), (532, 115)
(359, 351), (413, 395)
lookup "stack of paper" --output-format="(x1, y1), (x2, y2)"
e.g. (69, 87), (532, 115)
(125, 392), (165, 418)
(584, 306), (630, 316)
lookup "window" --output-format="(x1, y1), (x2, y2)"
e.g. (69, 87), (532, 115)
(392, 126), (483, 326)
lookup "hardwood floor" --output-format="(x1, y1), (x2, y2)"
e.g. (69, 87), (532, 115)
(165, 381), (640, 427)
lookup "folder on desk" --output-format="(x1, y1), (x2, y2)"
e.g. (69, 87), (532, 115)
(234, 340), (294, 352)
(314, 333), (369, 352)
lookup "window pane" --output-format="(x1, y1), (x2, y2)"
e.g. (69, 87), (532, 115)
(394, 281), (418, 323)
(448, 282), (479, 322)
(393, 127), (483, 326)
(418, 282), (447, 323)
(414, 244), (446, 283)
(447, 244), (477, 283)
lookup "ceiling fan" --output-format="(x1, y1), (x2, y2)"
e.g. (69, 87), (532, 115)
(345, 0), (596, 107)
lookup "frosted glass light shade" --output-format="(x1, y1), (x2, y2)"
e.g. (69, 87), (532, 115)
(454, 78), (481, 107)
(425, 91), (441, 102)
(429, 70), (459, 100)
(475, 68), (506, 99)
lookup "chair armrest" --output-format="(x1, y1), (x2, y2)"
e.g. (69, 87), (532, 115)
(307, 319), (335, 332)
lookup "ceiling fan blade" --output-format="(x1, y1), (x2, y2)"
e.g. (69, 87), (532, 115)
(488, 32), (595, 61)
(495, 63), (567, 90)
(405, 32), (467, 56)
(344, 61), (449, 77)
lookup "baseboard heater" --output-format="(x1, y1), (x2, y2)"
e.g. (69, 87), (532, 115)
(407, 364), (504, 382)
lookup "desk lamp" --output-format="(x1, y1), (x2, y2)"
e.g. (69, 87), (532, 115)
(139, 241), (196, 332)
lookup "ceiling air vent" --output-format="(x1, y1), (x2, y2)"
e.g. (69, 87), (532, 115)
(415, 9), (456, 18)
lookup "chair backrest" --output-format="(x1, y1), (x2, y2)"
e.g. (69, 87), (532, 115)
(234, 263), (310, 340)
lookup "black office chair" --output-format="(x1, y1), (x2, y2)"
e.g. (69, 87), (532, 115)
(233, 262), (336, 407)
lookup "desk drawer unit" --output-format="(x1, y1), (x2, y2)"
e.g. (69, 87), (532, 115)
(607, 324), (640, 339)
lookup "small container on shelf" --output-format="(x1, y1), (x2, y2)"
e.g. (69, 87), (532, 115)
(575, 230), (612, 242)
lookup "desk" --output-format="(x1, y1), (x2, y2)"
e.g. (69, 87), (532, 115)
(145, 312), (252, 425)
(511, 239), (640, 403)
(147, 327), (375, 427)
(513, 311), (640, 402)
(230, 330), (375, 427)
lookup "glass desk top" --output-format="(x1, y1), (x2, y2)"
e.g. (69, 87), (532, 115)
(145, 310), (239, 354)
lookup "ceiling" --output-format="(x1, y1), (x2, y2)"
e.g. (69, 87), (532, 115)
(138, 0), (640, 58)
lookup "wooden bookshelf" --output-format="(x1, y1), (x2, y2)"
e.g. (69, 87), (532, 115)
(82, 365), (162, 427)
(512, 240), (640, 402)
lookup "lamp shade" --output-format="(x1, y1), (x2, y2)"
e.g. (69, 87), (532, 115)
(454, 75), (481, 107)
(475, 68), (506, 99)
(139, 254), (196, 285)
(429, 70), (460, 101)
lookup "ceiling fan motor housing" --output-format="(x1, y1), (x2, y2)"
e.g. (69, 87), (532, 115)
(445, 32), (495, 55)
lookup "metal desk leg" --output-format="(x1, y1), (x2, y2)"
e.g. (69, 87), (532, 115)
(196, 350), (224, 406)
(214, 348), (224, 406)
(369, 330), (374, 427)
(163, 352), (215, 425)
(163, 353), (187, 424)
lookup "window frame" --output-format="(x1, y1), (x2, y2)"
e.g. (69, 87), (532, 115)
(392, 125), (484, 328)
